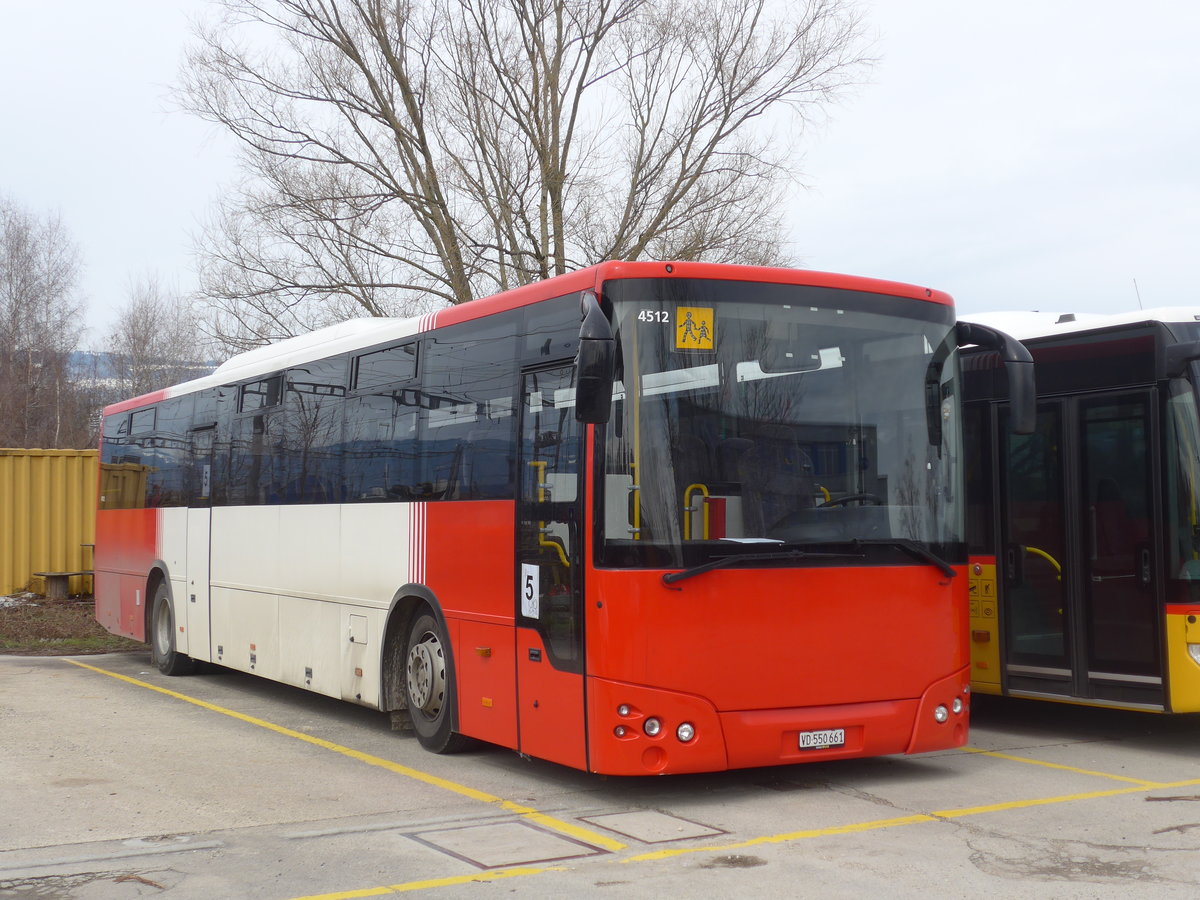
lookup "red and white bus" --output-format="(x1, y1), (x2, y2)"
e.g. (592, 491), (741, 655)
(95, 260), (1031, 775)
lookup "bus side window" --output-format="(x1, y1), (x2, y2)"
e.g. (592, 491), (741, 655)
(142, 395), (194, 508)
(99, 412), (137, 510)
(284, 356), (347, 504)
(345, 344), (420, 502)
(420, 316), (519, 501)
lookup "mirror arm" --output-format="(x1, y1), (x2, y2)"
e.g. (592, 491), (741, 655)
(1162, 340), (1200, 378)
(957, 321), (1036, 434)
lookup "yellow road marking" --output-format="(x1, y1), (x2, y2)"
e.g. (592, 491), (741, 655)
(65, 659), (1200, 896)
(958, 745), (1167, 787)
(63, 659), (625, 852)
(622, 814), (935, 863)
(620, 776), (1200, 865)
(934, 784), (1157, 817)
(935, 776), (1200, 820)
(287, 866), (562, 899)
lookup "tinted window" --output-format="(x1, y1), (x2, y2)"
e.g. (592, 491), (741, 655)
(340, 312), (522, 502)
(281, 356), (347, 503)
(141, 396), (194, 507)
(355, 343), (417, 390)
(241, 375), (283, 411)
(227, 410), (286, 505)
(164, 308), (547, 507)
(209, 385), (239, 506)
(522, 293), (581, 362)
(100, 412), (137, 510)
(130, 408), (156, 434)
(99, 399), (194, 509)
(193, 387), (220, 427)
(418, 314), (519, 500)
(343, 390), (421, 501)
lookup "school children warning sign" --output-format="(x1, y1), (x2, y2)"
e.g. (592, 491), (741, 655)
(675, 307), (715, 351)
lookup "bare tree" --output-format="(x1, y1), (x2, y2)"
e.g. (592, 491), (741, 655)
(0, 197), (89, 448)
(182, 0), (871, 350)
(105, 274), (213, 398)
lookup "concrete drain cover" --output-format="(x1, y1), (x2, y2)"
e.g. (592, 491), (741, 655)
(579, 810), (725, 843)
(408, 821), (606, 869)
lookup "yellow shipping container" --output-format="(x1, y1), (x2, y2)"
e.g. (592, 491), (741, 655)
(0, 449), (98, 597)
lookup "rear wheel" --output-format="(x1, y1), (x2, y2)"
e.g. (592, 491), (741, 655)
(404, 609), (470, 753)
(150, 582), (194, 676)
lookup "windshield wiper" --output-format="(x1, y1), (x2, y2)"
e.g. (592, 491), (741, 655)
(661, 549), (864, 587)
(852, 538), (957, 579)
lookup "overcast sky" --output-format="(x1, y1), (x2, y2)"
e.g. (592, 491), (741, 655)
(2, 0), (1198, 349)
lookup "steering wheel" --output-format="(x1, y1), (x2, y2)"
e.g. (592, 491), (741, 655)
(817, 493), (882, 508)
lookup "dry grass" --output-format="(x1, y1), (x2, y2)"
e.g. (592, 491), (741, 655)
(0, 596), (143, 655)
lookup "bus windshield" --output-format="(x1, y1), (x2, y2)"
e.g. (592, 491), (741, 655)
(599, 277), (963, 569)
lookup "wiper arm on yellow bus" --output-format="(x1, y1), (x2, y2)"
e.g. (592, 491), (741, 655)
(852, 538), (957, 579)
(661, 548), (864, 588)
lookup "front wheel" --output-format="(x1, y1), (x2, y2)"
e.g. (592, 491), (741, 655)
(150, 582), (194, 676)
(404, 609), (470, 753)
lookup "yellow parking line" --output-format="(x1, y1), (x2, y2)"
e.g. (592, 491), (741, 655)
(287, 865), (562, 899)
(622, 814), (934, 864)
(66, 658), (1200, 898)
(63, 659), (625, 852)
(620, 776), (1200, 865)
(958, 746), (1166, 787)
(934, 776), (1200, 820)
(934, 784), (1153, 818)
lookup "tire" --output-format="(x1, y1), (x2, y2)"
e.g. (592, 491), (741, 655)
(150, 582), (195, 676)
(404, 609), (470, 753)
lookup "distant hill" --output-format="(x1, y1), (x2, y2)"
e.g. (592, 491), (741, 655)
(69, 351), (217, 391)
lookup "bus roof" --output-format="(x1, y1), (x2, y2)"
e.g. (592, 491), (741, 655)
(104, 261), (952, 414)
(962, 308), (1200, 342)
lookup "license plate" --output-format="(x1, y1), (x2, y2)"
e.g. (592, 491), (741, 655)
(798, 728), (845, 750)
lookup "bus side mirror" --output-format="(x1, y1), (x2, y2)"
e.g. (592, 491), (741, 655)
(925, 360), (943, 447)
(1163, 341), (1200, 378)
(575, 290), (614, 424)
(957, 321), (1036, 435)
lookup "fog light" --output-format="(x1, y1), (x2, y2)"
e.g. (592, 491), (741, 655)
(677, 722), (695, 742)
(614, 726), (627, 737)
(644, 717), (662, 737)
(617, 704), (631, 716)
(952, 697), (964, 715)
(933, 705), (949, 723)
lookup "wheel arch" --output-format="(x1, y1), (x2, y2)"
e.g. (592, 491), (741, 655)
(142, 561), (173, 640)
(380, 584), (459, 733)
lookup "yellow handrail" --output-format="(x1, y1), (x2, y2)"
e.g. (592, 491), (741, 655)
(1024, 544), (1062, 580)
(630, 461), (640, 540)
(683, 483), (710, 540)
(528, 460), (570, 568)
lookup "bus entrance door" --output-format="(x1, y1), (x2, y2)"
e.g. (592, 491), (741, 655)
(1001, 393), (1163, 708)
(515, 365), (587, 770)
(185, 426), (215, 662)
